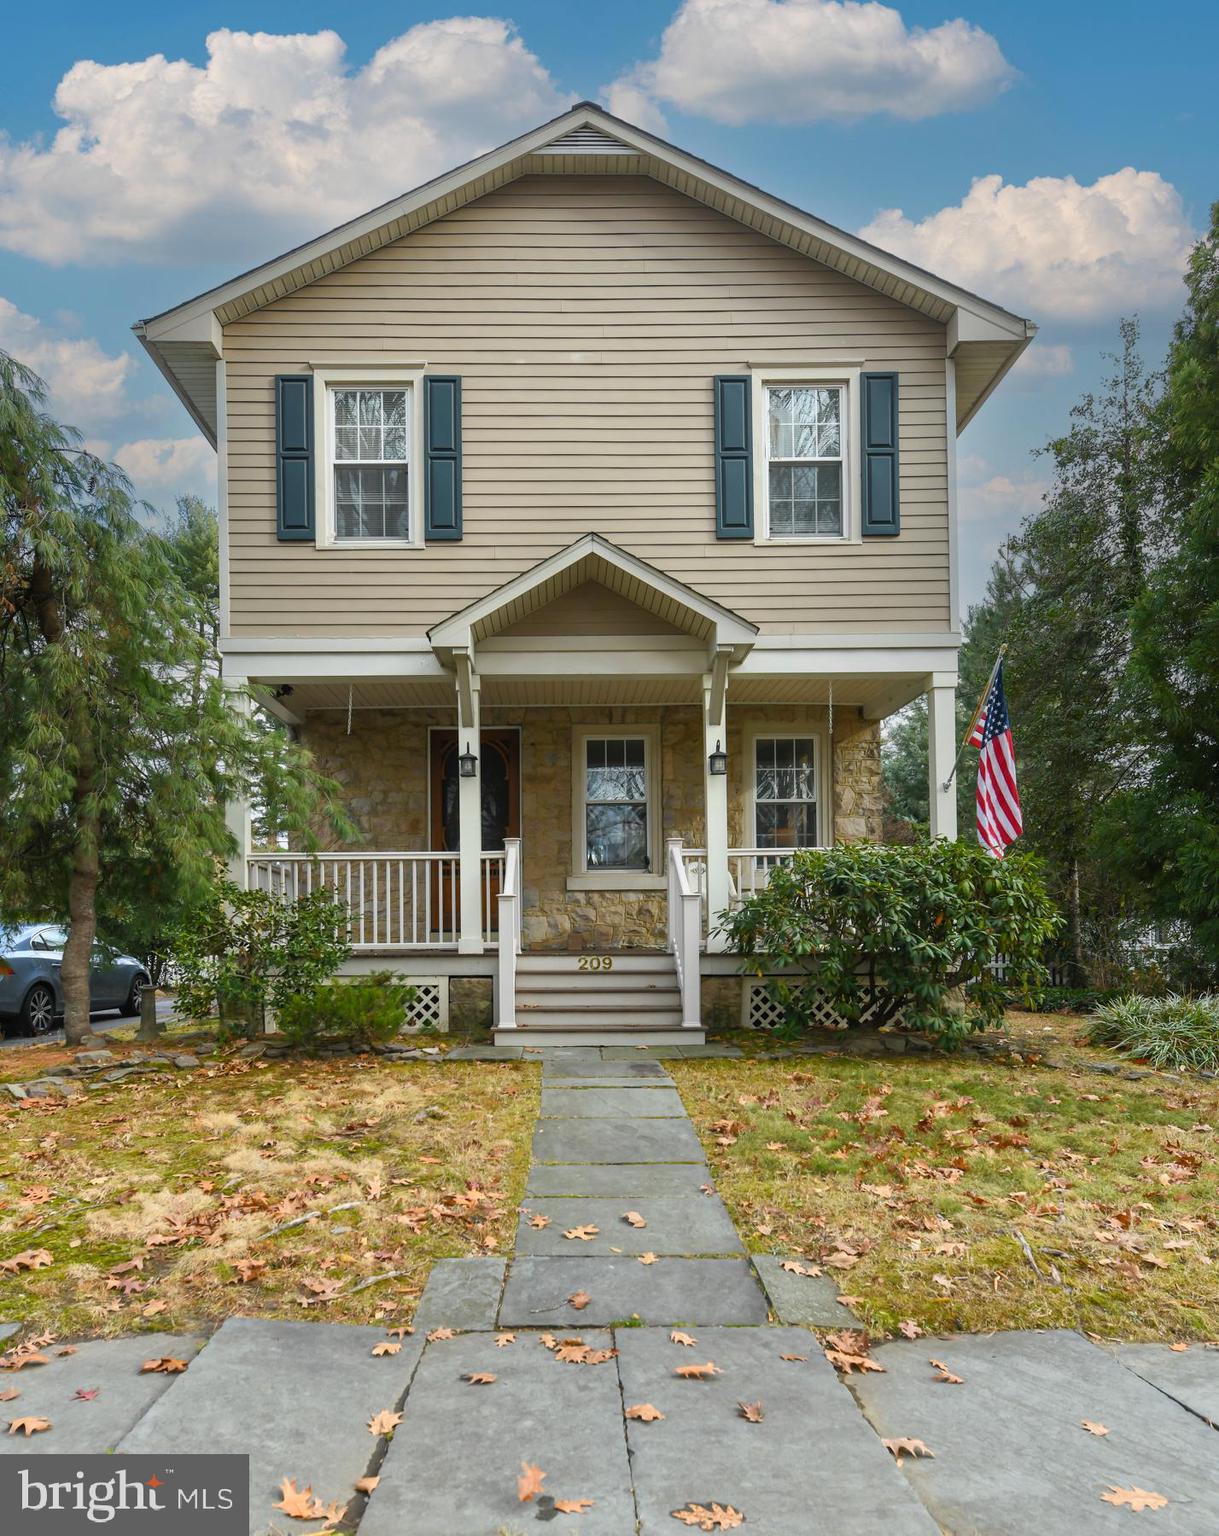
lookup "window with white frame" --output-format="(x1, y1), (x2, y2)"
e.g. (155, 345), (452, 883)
(765, 384), (845, 539)
(582, 736), (651, 871)
(331, 387), (410, 540)
(753, 736), (819, 848)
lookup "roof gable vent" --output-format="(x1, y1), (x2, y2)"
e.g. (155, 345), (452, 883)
(536, 123), (635, 155)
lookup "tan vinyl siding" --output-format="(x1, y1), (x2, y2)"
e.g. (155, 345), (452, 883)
(224, 175), (949, 637)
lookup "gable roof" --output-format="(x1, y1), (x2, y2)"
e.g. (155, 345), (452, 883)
(427, 533), (758, 656)
(134, 101), (1035, 444)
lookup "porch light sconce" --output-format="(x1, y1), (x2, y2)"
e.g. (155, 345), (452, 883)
(708, 740), (728, 776)
(457, 741), (479, 778)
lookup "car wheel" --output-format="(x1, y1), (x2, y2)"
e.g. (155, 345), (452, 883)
(22, 983), (57, 1037)
(125, 973), (150, 1016)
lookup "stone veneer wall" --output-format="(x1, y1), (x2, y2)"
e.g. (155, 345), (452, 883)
(299, 702), (884, 956)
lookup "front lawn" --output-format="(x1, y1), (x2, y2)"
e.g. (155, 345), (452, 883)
(0, 1056), (537, 1339)
(671, 1041), (1219, 1341)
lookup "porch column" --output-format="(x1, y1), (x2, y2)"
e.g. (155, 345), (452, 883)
(225, 689), (252, 888)
(928, 675), (958, 840)
(455, 653), (484, 955)
(702, 650), (732, 951)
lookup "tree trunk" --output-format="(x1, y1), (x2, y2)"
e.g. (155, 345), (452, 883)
(61, 754), (100, 1046)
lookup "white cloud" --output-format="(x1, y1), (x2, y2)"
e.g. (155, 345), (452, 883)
(0, 297), (133, 422)
(113, 436), (217, 503)
(860, 168), (1195, 319)
(0, 20), (570, 266)
(1010, 343), (1073, 383)
(607, 0), (1013, 128)
(957, 453), (1046, 525)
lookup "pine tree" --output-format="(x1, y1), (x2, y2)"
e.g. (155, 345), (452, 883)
(0, 354), (344, 1041)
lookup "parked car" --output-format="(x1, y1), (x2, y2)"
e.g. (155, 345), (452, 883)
(0, 925), (149, 1036)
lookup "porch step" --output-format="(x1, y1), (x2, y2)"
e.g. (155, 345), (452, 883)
(510, 951), (687, 1038)
(518, 989), (679, 1011)
(517, 1006), (685, 1030)
(515, 971), (677, 992)
(517, 953), (673, 974)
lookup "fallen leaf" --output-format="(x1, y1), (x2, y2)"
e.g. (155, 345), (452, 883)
(1170, 1342), (1189, 1353)
(899, 1320), (923, 1340)
(367, 1410), (402, 1437)
(385, 1325), (414, 1340)
(2, 1354), (49, 1372)
(495, 1333), (516, 1348)
(737, 1400), (765, 1422)
(140, 1301), (167, 1319)
(56, 1345), (78, 1357)
(626, 1403), (665, 1422)
(670, 1501), (745, 1530)
(234, 1259), (266, 1283)
(564, 1225), (600, 1242)
(929, 1358), (963, 1385)
(426, 1327), (456, 1342)
(568, 1291), (592, 1311)
(1081, 1420), (1110, 1436)
(780, 1260), (822, 1278)
(273, 1478), (323, 1520)
(0, 1389), (18, 1402)
(1101, 1487), (1168, 1512)
(371, 1342), (401, 1357)
(883, 1437), (935, 1465)
(674, 1362), (721, 1380)
(140, 1358), (187, 1374)
(638, 1252), (658, 1265)
(528, 1213), (551, 1230)
(463, 1372), (497, 1385)
(670, 1331), (697, 1347)
(555, 1498), (595, 1513)
(623, 1211), (647, 1228)
(354, 1476), (379, 1494)
(517, 1462), (546, 1503)
(72, 1388), (100, 1402)
(7, 1417), (52, 1436)
(0, 1249), (54, 1275)
(779, 1353), (807, 1362)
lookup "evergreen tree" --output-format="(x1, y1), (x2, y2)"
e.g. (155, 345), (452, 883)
(0, 354), (344, 1041)
(1104, 205), (1219, 978)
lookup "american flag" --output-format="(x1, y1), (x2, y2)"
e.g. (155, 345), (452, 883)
(969, 661), (1022, 858)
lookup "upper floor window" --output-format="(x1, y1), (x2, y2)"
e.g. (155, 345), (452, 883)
(764, 384), (845, 540)
(332, 387), (410, 541)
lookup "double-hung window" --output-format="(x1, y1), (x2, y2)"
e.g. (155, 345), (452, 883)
(583, 736), (650, 871)
(753, 736), (819, 849)
(332, 387), (410, 541)
(765, 384), (845, 539)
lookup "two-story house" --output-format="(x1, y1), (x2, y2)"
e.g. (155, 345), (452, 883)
(135, 103), (1034, 1043)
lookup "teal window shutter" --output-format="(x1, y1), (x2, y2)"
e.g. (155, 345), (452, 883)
(714, 375), (753, 539)
(275, 375), (314, 541)
(425, 376), (462, 541)
(861, 372), (900, 537)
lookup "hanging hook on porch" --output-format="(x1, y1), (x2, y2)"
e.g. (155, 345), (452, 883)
(346, 683), (353, 737)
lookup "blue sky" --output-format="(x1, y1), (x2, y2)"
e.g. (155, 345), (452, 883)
(1, 0), (1215, 605)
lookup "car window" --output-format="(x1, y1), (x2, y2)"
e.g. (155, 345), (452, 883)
(31, 927), (68, 951)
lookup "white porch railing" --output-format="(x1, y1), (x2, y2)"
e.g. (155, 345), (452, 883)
(666, 838), (702, 1029)
(496, 838), (522, 1030)
(246, 851), (504, 951)
(682, 846), (817, 940)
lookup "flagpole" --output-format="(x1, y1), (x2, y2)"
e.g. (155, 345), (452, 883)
(941, 644), (1007, 792)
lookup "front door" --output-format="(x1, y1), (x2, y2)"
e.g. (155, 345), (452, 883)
(429, 729), (521, 934)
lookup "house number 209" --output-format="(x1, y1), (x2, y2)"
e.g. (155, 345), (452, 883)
(578, 956), (614, 972)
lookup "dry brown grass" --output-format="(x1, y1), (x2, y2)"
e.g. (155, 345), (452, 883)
(672, 1020), (1219, 1342)
(0, 1056), (538, 1341)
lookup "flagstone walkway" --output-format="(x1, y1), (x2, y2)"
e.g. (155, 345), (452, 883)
(3, 1046), (1219, 1534)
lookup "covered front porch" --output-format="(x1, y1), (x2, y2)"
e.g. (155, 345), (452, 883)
(224, 536), (959, 1037)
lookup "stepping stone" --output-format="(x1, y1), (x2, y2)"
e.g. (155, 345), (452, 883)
(540, 1085), (686, 1118)
(443, 1044), (523, 1060)
(119, 1318), (424, 1535)
(616, 1326), (938, 1535)
(413, 1258), (506, 1332)
(527, 1162), (716, 1198)
(360, 1328), (634, 1536)
(542, 1059), (670, 1080)
(533, 1115), (706, 1164)
(0, 1333), (205, 1456)
(499, 1257), (768, 1326)
(752, 1254), (861, 1327)
(0, 1323), (17, 1344)
(1108, 1342), (1219, 1428)
(854, 1329), (1219, 1535)
(517, 1198), (742, 1256)
(600, 1046), (685, 1059)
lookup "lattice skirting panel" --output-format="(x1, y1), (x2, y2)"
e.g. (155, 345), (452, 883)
(400, 977), (449, 1033)
(742, 979), (897, 1032)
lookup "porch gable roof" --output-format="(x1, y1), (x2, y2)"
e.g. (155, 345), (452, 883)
(427, 533), (758, 658)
